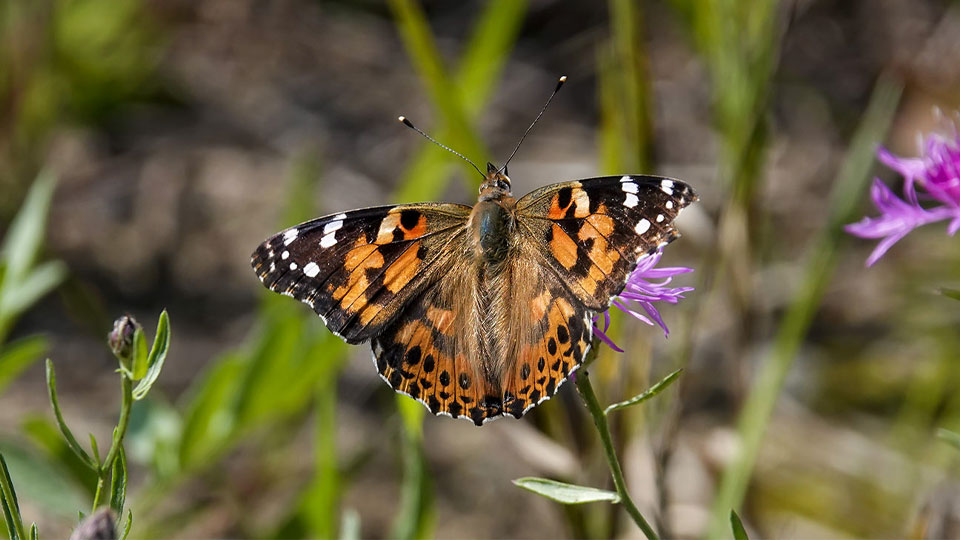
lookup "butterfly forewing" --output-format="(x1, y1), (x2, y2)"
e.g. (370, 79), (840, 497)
(516, 175), (697, 310)
(251, 203), (471, 343)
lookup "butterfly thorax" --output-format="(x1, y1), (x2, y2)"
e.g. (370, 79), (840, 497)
(472, 168), (517, 265)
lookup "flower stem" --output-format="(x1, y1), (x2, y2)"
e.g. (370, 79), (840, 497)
(574, 369), (659, 540)
(92, 372), (133, 511)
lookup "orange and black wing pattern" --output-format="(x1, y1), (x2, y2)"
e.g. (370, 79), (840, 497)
(251, 203), (471, 343)
(516, 175), (697, 310)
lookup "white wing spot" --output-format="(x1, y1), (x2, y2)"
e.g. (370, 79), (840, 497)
(283, 228), (299, 246)
(289, 262), (298, 270)
(620, 175), (632, 183)
(621, 182), (639, 194)
(320, 233), (337, 248)
(635, 219), (651, 235)
(333, 213), (347, 220)
(656, 214), (665, 222)
(661, 185), (674, 196)
(323, 220), (344, 235)
(303, 261), (320, 277)
(666, 200), (674, 209)
(624, 193), (639, 208)
(281, 250), (290, 260)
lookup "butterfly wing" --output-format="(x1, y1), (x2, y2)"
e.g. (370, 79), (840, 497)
(492, 175), (697, 416)
(515, 175), (697, 310)
(371, 259), (506, 425)
(251, 203), (472, 343)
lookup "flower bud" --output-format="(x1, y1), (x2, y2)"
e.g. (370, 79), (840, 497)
(108, 314), (140, 365)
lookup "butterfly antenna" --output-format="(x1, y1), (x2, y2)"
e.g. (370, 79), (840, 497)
(398, 116), (486, 179)
(498, 75), (567, 175)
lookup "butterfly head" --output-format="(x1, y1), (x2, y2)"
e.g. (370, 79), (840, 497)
(479, 162), (512, 201)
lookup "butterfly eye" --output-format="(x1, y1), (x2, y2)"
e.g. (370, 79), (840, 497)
(497, 180), (510, 191)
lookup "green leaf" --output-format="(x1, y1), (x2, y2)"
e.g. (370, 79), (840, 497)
(133, 310), (170, 400)
(0, 442), (89, 520)
(512, 477), (620, 504)
(0, 171), (57, 290)
(731, 510), (749, 540)
(109, 447), (126, 514)
(45, 360), (94, 467)
(939, 288), (960, 302)
(937, 428), (960, 451)
(0, 453), (26, 540)
(88, 434), (101, 468)
(21, 416), (98, 493)
(0, 261), (67, 325)
(120, 509), (132, 540)
(604, 369), (683, 415)
(29, 522), (38, 540)
(0, 336), (47, 395)
(130, 326), (148, 380)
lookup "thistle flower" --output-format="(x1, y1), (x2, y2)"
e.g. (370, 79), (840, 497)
(846, 116), (960, 266)
(594, 249), (694, 350)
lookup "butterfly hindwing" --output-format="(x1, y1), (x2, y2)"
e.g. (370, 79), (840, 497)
(371, 261), (507, 425)
(251, 203), (471, 343)
(516, 175), (697, 310)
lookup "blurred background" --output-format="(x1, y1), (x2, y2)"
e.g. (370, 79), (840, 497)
(2, 0), (960, 538)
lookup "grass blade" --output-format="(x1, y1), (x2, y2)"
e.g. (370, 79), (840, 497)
(0, 453), (25, 540)
(706, 75), (903, 536)
(0, 336), (47, 394)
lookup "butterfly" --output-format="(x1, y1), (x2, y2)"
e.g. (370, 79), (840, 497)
(251, 79), (697, 426)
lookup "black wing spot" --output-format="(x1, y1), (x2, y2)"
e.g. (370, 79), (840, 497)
(556, 325), (569, 343)
(548, 338), (558, 356)
(556, 187), (572, 210)
(439, 370), (451, 386)
(458, 372), (471, 390)
(422, 355), (435, 373)
(520, 364), (531, 380)
(400, 209), (421, 230)
(405, 345), (422, 366)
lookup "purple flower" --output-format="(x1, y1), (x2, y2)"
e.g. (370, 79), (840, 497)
(846, 117), (960, 266)
(594, 249), (694, 350)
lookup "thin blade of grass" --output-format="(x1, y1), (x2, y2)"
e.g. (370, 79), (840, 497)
(0, 336), (47, 394)
(0, 453), (25, 540)
(706, 75), (903, 536)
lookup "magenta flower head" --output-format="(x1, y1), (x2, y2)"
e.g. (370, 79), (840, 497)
(594, 249), (694, 350)
(846, 113), (960, 266)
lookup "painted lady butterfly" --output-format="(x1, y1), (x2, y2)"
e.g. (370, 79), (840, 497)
(251, 79), (697, 425)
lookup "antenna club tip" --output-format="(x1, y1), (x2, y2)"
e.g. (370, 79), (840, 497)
(399, 116), (415, 128)
(398, 115), (405, 122)
(554, 76), (567, 92)
(559, 75), (567, 82)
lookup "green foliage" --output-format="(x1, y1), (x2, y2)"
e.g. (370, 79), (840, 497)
(730, 510), (750, 540)
(512, 478), (620, 504)
(707, 76), (903, 536)
(0, 453), (27, 540)
(0, 171), (66, 393)
(604, 368), (683, 415)
(937, 428), (960, 451)
(132, 310), (170, 400)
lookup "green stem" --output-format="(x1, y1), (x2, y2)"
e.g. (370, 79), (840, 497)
(91, 475), (105, 511)
(575, 370), (658, 540)
(102, 374), (133, 471)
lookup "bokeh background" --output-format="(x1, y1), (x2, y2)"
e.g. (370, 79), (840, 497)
(2, 0), (960, 538)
